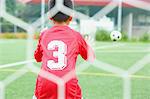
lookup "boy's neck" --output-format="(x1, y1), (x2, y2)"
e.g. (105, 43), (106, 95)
(54, 22), (68, 26)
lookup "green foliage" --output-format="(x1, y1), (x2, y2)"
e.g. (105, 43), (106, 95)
(0, 33), (27, 39)
(1, 19), (14, 32)
(34, 32), (40, 39)
(139, 33), (150, 42)
(121, 32), (128, 41)
(0, 33), (41, 39)
(0, 33), (16, 39)
(19, 4), (42, 22)
(2, 1), (45, 32)
(131, 38), (139, 42)
(95, 29), (110, 41)
(6, 0), (16, 14)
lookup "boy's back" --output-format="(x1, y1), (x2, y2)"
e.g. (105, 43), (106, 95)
(40, 25), (88, 77)
(34, 25), (91, 99)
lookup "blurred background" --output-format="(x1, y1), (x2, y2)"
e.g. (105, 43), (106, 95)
(0, 0), (150, 99)
(0, 0), (150, 41)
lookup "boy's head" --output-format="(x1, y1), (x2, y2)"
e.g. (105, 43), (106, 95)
(48, 0), (73, 23)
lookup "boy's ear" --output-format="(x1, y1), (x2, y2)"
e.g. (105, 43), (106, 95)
(69, 17), (72, 21)
(49, 18), (53, 20)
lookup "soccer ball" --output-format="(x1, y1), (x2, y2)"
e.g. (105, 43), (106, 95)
(110, 31), (122, 41)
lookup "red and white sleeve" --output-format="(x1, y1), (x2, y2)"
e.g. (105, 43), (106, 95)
(78, 34), (95, 63)
(34, 34), (43, 62)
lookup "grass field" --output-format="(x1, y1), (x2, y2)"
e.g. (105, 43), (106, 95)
(0, 39), (150, 99)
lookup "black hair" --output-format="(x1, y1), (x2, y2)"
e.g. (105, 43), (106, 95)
(48, 0), (73, 22)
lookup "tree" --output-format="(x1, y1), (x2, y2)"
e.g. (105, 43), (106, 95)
(6, 0), (16, 15)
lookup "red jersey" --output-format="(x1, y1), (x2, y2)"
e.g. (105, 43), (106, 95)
(34, 25), (94, 99)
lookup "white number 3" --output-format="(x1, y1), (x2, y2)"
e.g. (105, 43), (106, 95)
(47, 40), (67, 70)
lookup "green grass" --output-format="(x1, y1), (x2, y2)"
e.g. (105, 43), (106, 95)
(0, 39), (150, 99)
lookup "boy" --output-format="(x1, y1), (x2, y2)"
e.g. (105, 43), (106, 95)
(34, 0), (95, 99)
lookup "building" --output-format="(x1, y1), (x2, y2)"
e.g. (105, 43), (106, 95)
(19, 0), (150, 38)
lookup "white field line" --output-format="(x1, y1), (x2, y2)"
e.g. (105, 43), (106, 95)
(96, 50), (150, 53)
(123, 0), (150, 11)
(78, 72), (150, 80)
(0, 40), (16, 44)
(2, 67), (28, 86)
(92, 1), (118, 19)
(127, 54), (150, 74)
(123, 77), (131, 99)
(94, 43), (126, 50)
(92, 59), (126, 75)
(76, 62), (91, 73)
(0, 59), (35, 69)
(0, 82), (5, 99)
(3, 68), (150, 80)
(147, 47), (150, 51)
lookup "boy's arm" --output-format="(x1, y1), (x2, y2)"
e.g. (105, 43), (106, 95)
(78, 35), (95, 63)
(34, 34), (43, 62)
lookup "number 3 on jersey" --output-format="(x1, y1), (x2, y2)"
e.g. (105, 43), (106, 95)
(47, 40), (67, 70)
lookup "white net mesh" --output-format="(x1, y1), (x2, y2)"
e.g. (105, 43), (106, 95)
(0, 0), (150, 99)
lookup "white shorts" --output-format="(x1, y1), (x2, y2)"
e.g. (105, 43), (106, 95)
(32, 95), (37, 99)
